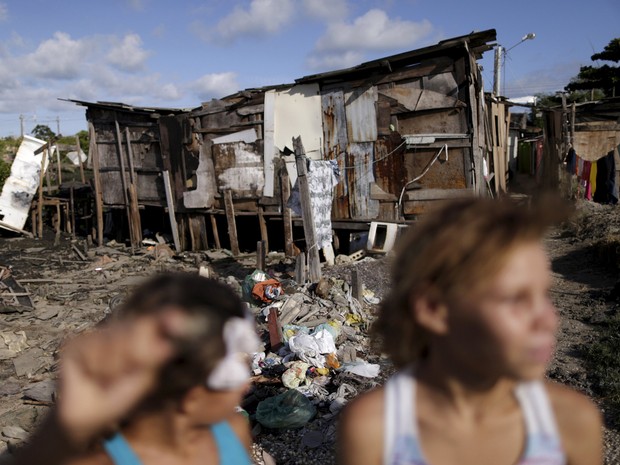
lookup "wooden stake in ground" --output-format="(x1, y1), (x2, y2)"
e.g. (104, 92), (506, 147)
(280, 170), (294, 257)
(89, 122), (104, 246)
(162, 170), (181, 252)
(76, 135), (86, 183)
(224, 190), (240, 256)
(125, 127), (142, 245)
(292, 136), (321, 282)
(256, 240), (266, 271)
(114, 118), (136, 251)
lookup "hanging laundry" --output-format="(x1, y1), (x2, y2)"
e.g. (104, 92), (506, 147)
(288, 160), (340, 249)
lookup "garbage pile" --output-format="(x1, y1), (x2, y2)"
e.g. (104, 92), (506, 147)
(238, 266), (388, 465)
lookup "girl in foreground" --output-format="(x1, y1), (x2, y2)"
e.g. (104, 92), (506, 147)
(12, 272), (259, 465)
(339, 198), (602, 465)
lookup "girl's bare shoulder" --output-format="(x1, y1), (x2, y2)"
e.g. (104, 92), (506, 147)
(544, 380), (602, 465)
(337, 387), (385, 465)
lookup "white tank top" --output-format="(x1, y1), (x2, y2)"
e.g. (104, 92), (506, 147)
(383, 370), (566, 465)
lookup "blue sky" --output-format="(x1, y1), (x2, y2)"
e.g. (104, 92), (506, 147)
(0, 0), (618, 137)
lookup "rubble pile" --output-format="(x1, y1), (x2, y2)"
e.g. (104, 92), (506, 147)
(0, 234), (391, 465)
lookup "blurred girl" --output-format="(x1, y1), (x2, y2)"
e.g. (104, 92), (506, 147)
(12, 272), (259, 465)
(339, 198), (602, 465)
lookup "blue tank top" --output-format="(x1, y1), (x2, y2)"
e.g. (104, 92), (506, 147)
(103, 421), (252, 465)
(384, 369), (566, 465)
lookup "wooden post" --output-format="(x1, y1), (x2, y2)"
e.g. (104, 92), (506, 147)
(280, 170), (294, 256)
(295, 253), (306, 284)
(223, 190), (240, 256)
(55, 145), (62, 186)
(351, 268), (363, 302)
(89, 123), (104, 246)
(210, 214), (221, 249)
(125, 127), (142, 245)
(292, 136), (321, 282)
(256, 240), (266, 271)
(162, 170), (181, 252)
(37, 145), (47, 238)
(76, 135), (85, 183)
(69, 186), (75, 239)
(258, 205), (269, 253)
(114, 118), (135, 249)
(45, 140), (52, 194)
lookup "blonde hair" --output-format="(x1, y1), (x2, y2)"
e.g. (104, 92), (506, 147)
(372, 196), (567, 368)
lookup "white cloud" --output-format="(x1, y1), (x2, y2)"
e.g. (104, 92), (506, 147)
(306, 9), (434, 71)
(191, 72), (240, 100)
(207, 0), (295, 43)
(106, 34), (150, 72)
(19, 32), (93, 80)
(0, 3), (7, 21)
(315, 9), (433, 53)
(302, 0), (348, 21)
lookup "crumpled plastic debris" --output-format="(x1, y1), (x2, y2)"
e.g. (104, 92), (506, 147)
(288, 333), (325, 368)
(282, 361), (310, 388)
(343, 360), (380, 378)
(256, 390), (317, 429)
(252, 279), (283, 303)
(328, 383), (358, 413)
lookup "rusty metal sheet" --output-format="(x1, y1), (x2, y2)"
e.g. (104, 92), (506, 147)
(374, 136), (408, 196)
(573, 129), (620, 162)
(346, 143), (379, 219)
(402, 146), (468, 197)
(345, 87), (377, 142)
(397, 109), (467, 134)
(321, 89), (348, 158)
(213, 142), (264, 199)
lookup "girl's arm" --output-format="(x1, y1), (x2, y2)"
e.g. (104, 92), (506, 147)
(7, 313), (183, 465)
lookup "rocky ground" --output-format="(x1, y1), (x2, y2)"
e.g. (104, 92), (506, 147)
(0, 199), (619, 464)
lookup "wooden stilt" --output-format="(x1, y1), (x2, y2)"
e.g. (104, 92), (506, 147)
(256, 240), (266, 271)
(210, 214), (221, 249)
(224, 190), (240, 256)
(37, 145), (47, 238)
(162, 170), (181, 252)
(125, 127), (142, 245)
(89, 123), (104, 246)
(76, 135), (85, 183)
(258, 205), (269, 253)
(280, 171), (294, 257)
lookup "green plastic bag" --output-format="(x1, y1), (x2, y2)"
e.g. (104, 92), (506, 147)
(256, 390), (316, 429)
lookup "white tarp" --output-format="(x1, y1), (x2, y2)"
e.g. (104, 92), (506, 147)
(66, 149), (87, 166)
(0, 135), (49, 232)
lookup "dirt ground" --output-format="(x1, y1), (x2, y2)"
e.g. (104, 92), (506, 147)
(0, 199), (619, 464)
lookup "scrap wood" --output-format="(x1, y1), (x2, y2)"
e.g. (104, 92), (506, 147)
(71, 244), (87, 261)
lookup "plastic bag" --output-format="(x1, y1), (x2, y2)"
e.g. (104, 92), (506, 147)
(343, 360), (380, 378)
(252, 279), (283, 303)
(256, 390), (317, 429)
(312, 329), (336, 354)
(288, 333), (325, 368)
(281, 361), (309, 388)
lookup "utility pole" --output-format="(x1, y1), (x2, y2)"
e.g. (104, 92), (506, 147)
(493, 45), (502, 96)
(19, 114), (24, 138)
(56, 116), (60, 136)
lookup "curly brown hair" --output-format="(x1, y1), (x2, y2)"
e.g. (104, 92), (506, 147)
(372, 196), (569, 369)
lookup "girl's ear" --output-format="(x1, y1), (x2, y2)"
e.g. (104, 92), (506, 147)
(410, 290), (449, 335)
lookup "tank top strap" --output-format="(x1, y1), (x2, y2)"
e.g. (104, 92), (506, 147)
(515, 381), (566, 464)
(211, 420), (252, 465)
(384, 367), (421, 465)
(103, 433), (143, 465)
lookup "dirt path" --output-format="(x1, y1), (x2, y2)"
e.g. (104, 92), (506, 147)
(545, 229), (620, 464)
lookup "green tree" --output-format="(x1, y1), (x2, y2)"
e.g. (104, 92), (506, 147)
(565, 38), (620, 97)
(76, 129), (89, 153)
(31, 124), (56, 141)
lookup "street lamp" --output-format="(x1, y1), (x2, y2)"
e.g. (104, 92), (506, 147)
(493, 33), (536, 96)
